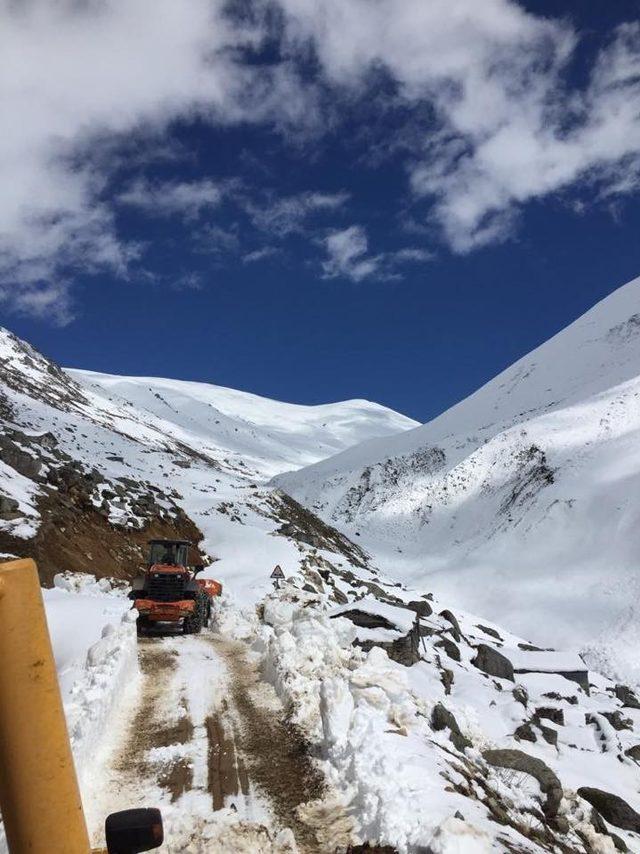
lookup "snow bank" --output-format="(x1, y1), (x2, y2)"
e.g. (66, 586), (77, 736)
(256, 586), (504, 851)
(252, 576), (640, 853)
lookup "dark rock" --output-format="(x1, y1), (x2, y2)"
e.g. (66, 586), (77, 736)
(332, 587), (349, 605)
(578, 788), (640, 833)
(512, 685), (528, 707)
(476, 624), (503, 641)
(435, 636), (460, 662)
(355, 625), (421, 667)
(332, 609), (398, 630)
(439, 609), (462, 642)
(440, 668), (454, 695)
(533, 707), (564, 726)
(431, 703), (471, 752)
(471, 644), (514, 682)
(543, 691), (578, 705)
(551, 815), (570, 834)
(406, 599), (432, 617)
(537, 724), (558, 747)
(514, 722), (536, 743)
(601, 711), (633, 732)
(0, 495), (20, 520)
(0, 434), (42, 479)
(611, 834), (629, 852)
(615, 684), (640, 709)
(624, 745), (640, 763)
(483, 749), (563, 818)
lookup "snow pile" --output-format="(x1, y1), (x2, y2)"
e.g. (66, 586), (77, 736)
(274, 274), (640, 670)
(66, 609), (139, 782)
(42, 578), (138, 779)
(253, 568), (640, 853)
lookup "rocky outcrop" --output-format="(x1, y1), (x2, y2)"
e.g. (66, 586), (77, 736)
(471, 644), (514, 681)
(431, 703), (471, 752)
(578, 788), (640, 833)
(483, 749), (563, 819)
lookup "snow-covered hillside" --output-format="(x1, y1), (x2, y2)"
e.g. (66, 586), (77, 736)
(0, 325), (414, 595)
(4, 322), (640, 853)
(275, 275), (640, 674)
(68, 369), (417, 478)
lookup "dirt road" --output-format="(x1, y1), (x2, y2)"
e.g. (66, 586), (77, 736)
(85, 630), (329, 853)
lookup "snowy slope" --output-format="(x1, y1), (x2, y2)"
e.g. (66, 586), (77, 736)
(4, 324), (640, 853)
(274, 275), (640, 667)
(0, 325), (415, 600)
(68, 369), (417, 478)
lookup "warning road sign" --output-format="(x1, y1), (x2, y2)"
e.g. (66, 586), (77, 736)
(270, 565), (285, 579)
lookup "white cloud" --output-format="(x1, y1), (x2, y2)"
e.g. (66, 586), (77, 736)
(3, 0), (640, 322)
(118, 178), (225, 220)
(245, 190), (349, 235)
(392, 247), (434, 264)
(242, 247), (281, 264)
(193, 224), (240, 256)
(322, 225), (382, 282)
(0, 0), (297, 320)
(275, 0), (640, 251)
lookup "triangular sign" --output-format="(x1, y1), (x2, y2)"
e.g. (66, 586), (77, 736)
(271, 565), (285, 579)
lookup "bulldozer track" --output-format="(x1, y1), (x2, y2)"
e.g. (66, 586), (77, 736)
(86, 630), (333, 852)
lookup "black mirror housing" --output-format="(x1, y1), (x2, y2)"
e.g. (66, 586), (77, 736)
(105, 808), (163, 853)
(191, 564), (205, 574)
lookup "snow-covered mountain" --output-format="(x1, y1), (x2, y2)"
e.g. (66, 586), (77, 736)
(0, 326), (415, 591)
(4, 323), (640, 853)
(68, 368), (417, 478)
(275, 275), (640, 674)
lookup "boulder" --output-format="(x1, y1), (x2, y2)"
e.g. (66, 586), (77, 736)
(406, 599), (432, 617)
(435, 636), (461, 662)
(476, 624), (503, 641)
(512, 685), (528, 707)
(0, 435), (42, 479)
(514, 722), (536, 743)
(601, 710), (633, 732)
(615, 684), (640, 710)
(0, 495), (20, 520)
(440, 668), (454, 696)
(431, 703), (471, 752)
(624, 745), (640, 763)
(483, 749), (563, 818)
(472, 644), (514, 682)
(439, 609), (462, 642)
(533, 707), (564, 726)
(332, 609), (398, 630)
(355, 626), (421, 667)
(578, 788), (640, 833)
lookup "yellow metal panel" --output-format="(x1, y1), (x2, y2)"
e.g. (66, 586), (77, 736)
(0, 559), (91, 853)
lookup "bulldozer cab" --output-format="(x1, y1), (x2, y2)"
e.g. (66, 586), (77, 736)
(148, 539), (190, 568)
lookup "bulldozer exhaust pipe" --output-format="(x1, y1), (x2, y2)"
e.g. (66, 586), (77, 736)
(0, 558), (92, 853)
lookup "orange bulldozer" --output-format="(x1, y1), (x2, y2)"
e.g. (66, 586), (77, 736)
(130, 539), (222, 636)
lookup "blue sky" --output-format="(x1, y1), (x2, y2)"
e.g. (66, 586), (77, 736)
(2, 0), (640, 422)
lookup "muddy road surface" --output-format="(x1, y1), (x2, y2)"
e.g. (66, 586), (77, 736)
(85, 630), (332, 853)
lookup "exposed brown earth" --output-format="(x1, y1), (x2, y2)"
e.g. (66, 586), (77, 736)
(0, 493), (206, 587)
(206, 706), (250, 810)
(210, 636), (327, 852)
